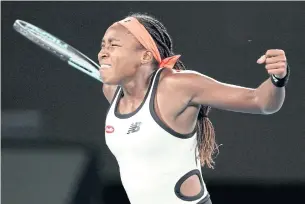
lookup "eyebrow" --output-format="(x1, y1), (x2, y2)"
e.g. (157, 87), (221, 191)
(101, 37), (121, 44)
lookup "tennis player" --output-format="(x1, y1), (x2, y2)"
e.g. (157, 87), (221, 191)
(98, 13), (289, 204)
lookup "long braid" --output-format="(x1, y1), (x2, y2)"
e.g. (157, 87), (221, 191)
(130, 13), (218, 168)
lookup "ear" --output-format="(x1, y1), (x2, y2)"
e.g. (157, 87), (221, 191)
(141, 50), (154, 65)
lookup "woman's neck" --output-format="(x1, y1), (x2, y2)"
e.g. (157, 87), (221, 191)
(121, 67), (155, 102)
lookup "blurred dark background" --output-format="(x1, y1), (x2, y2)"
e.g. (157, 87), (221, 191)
(2, 1), (305, 204)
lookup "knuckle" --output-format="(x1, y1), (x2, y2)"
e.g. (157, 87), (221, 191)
(265, 58), (270, 63)
(280, 55), (286, 61)
(266, 50), (271, 55)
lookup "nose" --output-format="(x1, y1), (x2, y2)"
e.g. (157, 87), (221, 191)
(98, 49), (109, 62)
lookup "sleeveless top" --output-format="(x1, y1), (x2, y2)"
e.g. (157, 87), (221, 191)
(105, 68), (210, 204)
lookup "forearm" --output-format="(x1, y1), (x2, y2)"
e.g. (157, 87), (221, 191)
(255, 77), (286, 114)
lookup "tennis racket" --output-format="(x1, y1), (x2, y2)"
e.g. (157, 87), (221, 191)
(13, 19), (102, 83)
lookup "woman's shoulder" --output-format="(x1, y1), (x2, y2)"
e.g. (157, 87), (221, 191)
(159, 68), (205, 88)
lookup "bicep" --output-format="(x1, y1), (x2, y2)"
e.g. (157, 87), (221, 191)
(188, 72), (262, 114)
(102, 84), (118, 104)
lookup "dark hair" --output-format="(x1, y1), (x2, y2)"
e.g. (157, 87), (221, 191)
(130, 13), (218, 168)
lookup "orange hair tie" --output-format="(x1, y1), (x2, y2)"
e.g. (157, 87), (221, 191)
(116, 17), (181, 69)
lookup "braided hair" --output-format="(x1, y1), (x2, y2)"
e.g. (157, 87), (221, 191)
(130, 13), (218, 168)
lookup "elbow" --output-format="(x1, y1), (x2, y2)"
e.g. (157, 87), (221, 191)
(260, 107), (281, 115)
(258, 101), (284, 115)
(253, 88), (285, 115)
(254, 96), (284, 115)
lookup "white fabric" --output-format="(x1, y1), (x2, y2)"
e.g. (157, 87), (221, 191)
(105, 68), (208, 204)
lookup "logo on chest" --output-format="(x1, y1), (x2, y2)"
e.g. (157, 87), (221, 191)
(105, 125), (115, 134)
(127, 122), (142, 134)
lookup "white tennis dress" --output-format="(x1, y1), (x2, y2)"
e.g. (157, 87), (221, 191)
(105, 68), (211, 204)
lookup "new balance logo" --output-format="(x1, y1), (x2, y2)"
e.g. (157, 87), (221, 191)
(127, 122), (142, 134)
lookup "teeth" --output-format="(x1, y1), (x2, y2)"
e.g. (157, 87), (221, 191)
(100, 64), (111, 69)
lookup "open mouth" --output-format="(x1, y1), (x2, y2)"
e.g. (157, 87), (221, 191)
(100, 64), (111, 69)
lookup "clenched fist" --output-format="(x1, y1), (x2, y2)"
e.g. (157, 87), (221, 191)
(257, 49), (287, 79)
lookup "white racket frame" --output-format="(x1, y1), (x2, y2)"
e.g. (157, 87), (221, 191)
(13, 19), (102, 82)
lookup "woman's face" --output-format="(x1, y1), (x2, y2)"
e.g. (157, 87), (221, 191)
(98, 23), (145, 85)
